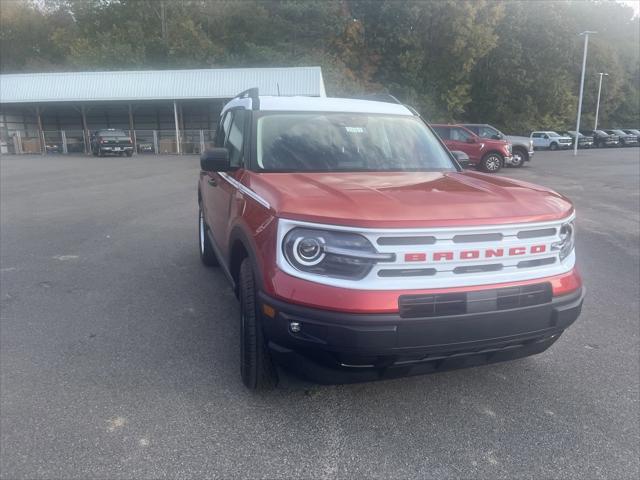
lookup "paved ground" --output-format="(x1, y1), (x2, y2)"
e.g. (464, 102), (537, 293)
(1, 149), (638, 479)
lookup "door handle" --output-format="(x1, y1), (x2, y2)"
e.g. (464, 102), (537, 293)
(207, 178), (217, 187)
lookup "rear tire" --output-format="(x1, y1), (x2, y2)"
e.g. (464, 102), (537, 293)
(480, 152), (503, 173)
(239, 258), (277, 390)
(198, 203), (219, 266)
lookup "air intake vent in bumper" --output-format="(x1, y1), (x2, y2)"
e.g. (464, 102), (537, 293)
(398, 283), (552, 318)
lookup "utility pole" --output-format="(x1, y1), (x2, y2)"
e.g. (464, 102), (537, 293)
(574, 31), (597, 156)
(594, 72), (608, 130)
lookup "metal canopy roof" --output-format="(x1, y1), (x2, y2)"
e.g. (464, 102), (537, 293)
(0, 67), (326, 104)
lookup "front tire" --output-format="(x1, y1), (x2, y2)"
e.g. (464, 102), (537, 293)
(510, 148), (527, 167)
(198, 203), (218, 266)
(480, 152), (503, 173)
(239, 258), (277, 390)
(549, 142), (558, 151)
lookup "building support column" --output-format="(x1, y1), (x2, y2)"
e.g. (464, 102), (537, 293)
(35, 106), (45, 155)
(61, 130), (68, 154)
(173, 100), (181, 155)
(80, 105), (90, 154)
(128, 103), (136, 155)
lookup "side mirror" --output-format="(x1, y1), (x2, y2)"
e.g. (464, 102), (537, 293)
(491, 134), (501, 140)
(451, 150), (471, 168)
(544, 135), (549, 139)
(200, 148), (231, 172)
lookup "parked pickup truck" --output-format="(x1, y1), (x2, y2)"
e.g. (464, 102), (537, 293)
(531, 131), (573, 150)
(431, 124), (512, 173)
(91, 129), (134, 157)
(197, 89), (584, 390)
(604, 129), (639, 147)
(461, 123), (534, 167)
(559, 131), (594, 149)
(581, 130), (619, 148)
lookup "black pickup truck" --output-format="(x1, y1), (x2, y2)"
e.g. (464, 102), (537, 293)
(91, 129), (134, 157)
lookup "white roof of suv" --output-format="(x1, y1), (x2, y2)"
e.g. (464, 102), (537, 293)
(222, 95), (415, 116)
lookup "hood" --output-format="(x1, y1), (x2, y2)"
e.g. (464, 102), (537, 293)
(506, 135), (531, 143)
(244, 171), (574, 228)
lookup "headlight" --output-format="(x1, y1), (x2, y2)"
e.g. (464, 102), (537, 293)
(283, 228), (394, 280)
(552, 221), (575, 261)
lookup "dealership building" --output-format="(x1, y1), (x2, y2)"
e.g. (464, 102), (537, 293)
(0, 66), (326, 155)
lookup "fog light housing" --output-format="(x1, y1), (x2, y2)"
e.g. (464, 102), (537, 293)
(289, 321), (301, 333)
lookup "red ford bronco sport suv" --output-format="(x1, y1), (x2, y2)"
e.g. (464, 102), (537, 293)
(198, 89), (584, 390)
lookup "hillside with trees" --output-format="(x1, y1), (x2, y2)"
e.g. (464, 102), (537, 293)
(1, 0), (638, 132)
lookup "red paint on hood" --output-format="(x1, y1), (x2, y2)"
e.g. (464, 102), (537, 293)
(242, 170), (573, 228)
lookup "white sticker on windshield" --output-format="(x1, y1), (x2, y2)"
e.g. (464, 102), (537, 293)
(345, 126), (365, 134)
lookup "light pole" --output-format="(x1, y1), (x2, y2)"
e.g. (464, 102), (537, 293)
(594, 72), (608, 130)
(574, 31), (597, 156)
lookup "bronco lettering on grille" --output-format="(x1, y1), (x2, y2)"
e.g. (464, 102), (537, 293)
(405, 244), (547, 262)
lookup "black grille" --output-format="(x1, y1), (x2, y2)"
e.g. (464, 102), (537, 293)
(517, 228), (557, 239)
(376, 236), (436, 246)
(398, 283), (552, 318)
(378, 268), (437, 277)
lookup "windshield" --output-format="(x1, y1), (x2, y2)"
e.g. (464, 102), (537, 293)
(254, 113), (455, 172)
(611, 130), (626, 135)
(98, 130), (127, 137)
(548, 132), (560, 137)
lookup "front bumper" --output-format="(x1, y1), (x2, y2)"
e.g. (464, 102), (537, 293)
(260, 286), (585, 384)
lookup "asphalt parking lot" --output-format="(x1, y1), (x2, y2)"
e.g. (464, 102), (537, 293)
(1, 148), (639, 479)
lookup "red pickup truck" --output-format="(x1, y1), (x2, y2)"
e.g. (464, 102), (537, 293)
(432, 124), (512, 173)
(198, 89), (584, 390)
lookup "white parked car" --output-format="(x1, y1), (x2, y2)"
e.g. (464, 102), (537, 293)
(530, 131), (573, 150)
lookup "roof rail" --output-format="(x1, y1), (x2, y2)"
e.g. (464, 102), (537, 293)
(353, 93), (402, 105)
(352, 93), (421, 117)
(235, 87), (260, 110)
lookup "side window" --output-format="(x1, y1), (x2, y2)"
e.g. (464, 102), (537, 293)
(451, 127), (472, 142)
(433, 127), (449, 140)
(479, 126), (498, 138)
(216, 111), (233, 147)
(225, 110), (246, 167)
(532, 133), (541, 138)
(466, 126), (479, 135)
